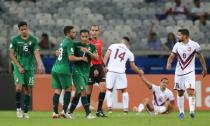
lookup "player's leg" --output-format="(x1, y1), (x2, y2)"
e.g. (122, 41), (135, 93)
(106, 72), (116, 113)
(174, 75), (185, 119)
(185, 72), (196, 118)
(96, 65), (107, 117)
(116, 73), (128, 114)
(13, 66), (25, 118)
(51, 72), (62, 118)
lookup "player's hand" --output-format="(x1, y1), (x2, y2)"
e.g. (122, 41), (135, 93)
(81, 56), (88, 62)
(37, 64), (43, 74)
(18, 66), (25, 74)
(55, 49), (60, 57)
(166, 63), (171, 70)
(202, 68), (207, 78)
(94, 69), (99, 77)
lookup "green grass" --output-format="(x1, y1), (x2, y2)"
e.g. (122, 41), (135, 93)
(0, 111), (209, 126)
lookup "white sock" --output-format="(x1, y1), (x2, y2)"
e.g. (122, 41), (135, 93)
(122, 92), (129, 111)
(157, 106), (167, 114)
(177, 95), (184, 113)
(137, 104), (145, 112)
(188, 96), (195, 113)
(106, 90), (113, 109)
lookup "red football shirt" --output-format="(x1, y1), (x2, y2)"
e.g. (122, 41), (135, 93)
(90, 38), (103, 65)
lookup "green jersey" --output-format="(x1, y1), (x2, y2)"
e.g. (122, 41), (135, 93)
(73, 42), (97, 76)
(52, 37), (74, 74)
(9, 35), (39, 71)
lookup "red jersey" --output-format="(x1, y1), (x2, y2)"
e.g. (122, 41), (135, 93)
(90, 38), (103, 65)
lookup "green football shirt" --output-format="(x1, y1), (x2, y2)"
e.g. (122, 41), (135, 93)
(51, 37), (74, 74)
(10, 35), (39, 71)
(73, 42), (97, 76)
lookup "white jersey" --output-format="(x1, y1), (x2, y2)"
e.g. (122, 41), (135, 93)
(172, 39), (201, 75)
(107, 43), (134, 73)
(152, 84), (174, 106)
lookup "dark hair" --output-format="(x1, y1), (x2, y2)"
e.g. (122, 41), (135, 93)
(80, 29), (89, 34)
(64, 26), (74, 35)
(18, 21), (27, 29)
(161, 77), (169, 82)
(122, 36), (130, 43)
(178, 29), (190, 36)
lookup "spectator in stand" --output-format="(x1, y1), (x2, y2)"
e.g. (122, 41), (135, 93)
(166, 0), (188, 21)
(163, 32), (177, 52)
(39, 33), (55, 50)
(147, 23), (162, 50)
(191, 0), (208, 25)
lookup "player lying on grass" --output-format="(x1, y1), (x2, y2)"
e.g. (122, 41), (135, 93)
(133, 76), (174, 115)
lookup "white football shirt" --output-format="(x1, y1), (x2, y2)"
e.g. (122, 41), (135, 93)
(152, 84), (174, 106)
(107, 43), (134, 73)
(172, 39), (201, 75)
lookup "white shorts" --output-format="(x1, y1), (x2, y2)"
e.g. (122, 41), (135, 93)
(174, 71), (195, 90)
(106, 71), (127, 89)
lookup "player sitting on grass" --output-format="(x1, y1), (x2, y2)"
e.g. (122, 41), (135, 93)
(133, 76), (174, 115)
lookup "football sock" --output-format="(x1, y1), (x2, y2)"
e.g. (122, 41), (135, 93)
(97, 92), (106, 112)
(177, 95), (184, 113)
(53, 93), (60, 114)
(137, 104), (145, 112)
(69, 95), (80, 114)
(63, 91), (71, 113)
(189, 96), (195, 113)
(81, 96), (90, 115)
(23, 95), (30, 113)
(106, 90), (112, 109)
(16, 92), (21, 109)
(122, 92), (129, 112)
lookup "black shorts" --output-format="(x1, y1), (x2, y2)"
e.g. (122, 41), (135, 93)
(88, 64), (105, 85)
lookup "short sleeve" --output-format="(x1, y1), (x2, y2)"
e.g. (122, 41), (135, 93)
(9, 37), (16, 50)
(67, 42), (74, 55)
(195, 43), (201, 53)
(129, 52), (135, 62)
(151, 84), (158, 92)
(167, 90), (175, 101)
(172, 43), (178, 54)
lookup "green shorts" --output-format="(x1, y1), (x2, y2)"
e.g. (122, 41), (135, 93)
(73, 72), (88, 93)
(51, 72), (72, 89)
(13, 65), (35, 87)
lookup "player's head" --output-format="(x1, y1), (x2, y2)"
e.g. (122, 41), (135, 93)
(80, 29), (90, 43)
(160, 77), (169, 90)
(18, 21), (28, 38)
(64, 26), (76, 39)
(90, 25), (100, 39)
(121, 36), (130, 45)
(177, 29), (189, 42)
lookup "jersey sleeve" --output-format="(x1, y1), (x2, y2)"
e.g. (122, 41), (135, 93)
(195, 42), (201, 53)
(129, 52), (135, 62)
(151, 84), (158, 92)
(167, 90), (175, 101)
(172, 43), (178, 54)
(67, 42), (74, 55)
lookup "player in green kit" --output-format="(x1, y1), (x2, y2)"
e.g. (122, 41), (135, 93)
(51, 26), (85, 118)
(68, 29), (98, 119)
(9, 21), (42, 118)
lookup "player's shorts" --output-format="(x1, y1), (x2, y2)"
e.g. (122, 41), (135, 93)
(174, 71), (195, 90)
(13, 65), (35, 87)
(51, 72), (72, 89)
(106, 71), (127, 89)
(73, 71), (88, 93)
(88, 64), (105, 85)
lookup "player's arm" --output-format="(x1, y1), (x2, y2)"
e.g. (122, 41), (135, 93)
(140, 76), (153, 89)
(9, 48), (25, 74)
(197, 52), (207, 78)
(34, 49), (43, 73)
(130, 62), (144, 77)
(166, 53), (176, 70)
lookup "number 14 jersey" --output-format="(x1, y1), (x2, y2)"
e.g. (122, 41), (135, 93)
(172, 39), (201, 75)
(107, 43), (134, 73)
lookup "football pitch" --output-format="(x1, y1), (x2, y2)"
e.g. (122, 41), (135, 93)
(0, 111), (208, 126)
